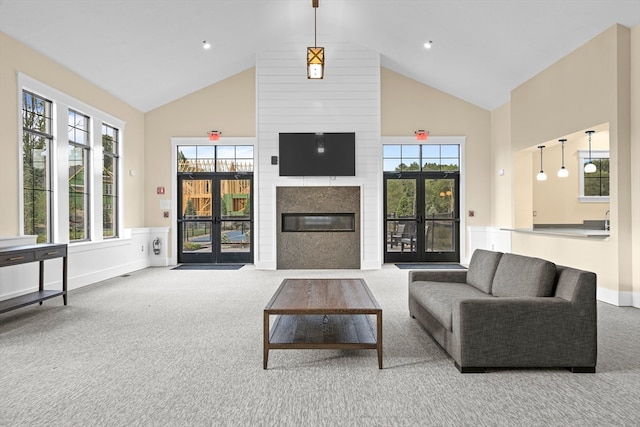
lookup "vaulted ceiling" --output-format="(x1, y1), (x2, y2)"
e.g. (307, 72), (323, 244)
(1, 0), (638, 112)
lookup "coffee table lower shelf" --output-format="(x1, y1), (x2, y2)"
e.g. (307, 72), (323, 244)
(264, 314), (382, 369)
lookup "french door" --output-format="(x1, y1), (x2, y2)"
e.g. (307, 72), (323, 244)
(177, 174), (253, 264)
(384, 172), (460, 263)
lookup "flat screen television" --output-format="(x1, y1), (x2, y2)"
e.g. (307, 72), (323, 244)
(278, 132), (356, 176)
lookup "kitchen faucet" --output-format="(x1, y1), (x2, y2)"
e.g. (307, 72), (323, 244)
(604, 210), (610, 231)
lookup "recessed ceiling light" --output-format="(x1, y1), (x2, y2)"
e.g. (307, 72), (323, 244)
(424, 40), (433, 49)
(202, 40), (211, 50)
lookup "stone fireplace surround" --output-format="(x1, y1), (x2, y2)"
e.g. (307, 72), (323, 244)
(276, 186), (360, 269)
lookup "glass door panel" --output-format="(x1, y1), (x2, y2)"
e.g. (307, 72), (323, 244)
(217, 177), (252, 263)
(424, 177), (459, 262)
(181, 222), (212, 254)
(384, 177), (420, 262)
(178, 177), (214, 263)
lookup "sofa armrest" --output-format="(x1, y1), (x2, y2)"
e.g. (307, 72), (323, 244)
(408, 270), (468, 284)
(452, 297), (597, 368)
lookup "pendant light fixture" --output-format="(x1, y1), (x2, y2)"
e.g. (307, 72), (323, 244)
(307, 0), (324, 79)
(557, 138), (569, 178)
(536, 145), (547, 181)
(584, 130), (597, 173)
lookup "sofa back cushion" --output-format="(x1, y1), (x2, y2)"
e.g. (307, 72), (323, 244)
(466, 249), (503, 293)
(492, 253), (557, 297)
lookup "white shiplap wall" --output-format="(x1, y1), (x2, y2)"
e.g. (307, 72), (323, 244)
(255, 41), (381, 269)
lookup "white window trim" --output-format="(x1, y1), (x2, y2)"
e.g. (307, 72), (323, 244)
(578, 149), (609, 203)
(18, 73), (125, 243)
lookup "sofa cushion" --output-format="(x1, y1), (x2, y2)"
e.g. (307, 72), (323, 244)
(409, 281), (494, 331)
(466, 249), (503, 293)
(492, 253), (557, 297)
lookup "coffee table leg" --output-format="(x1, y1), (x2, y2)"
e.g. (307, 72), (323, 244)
(377, 311), (383, 369)
(263, 311), (269, 369)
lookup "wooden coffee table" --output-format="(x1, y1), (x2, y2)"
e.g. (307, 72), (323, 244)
(263, 278), (382, 369)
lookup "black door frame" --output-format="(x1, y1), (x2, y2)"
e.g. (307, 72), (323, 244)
(384, 172), (460, 263)
(177, 173), (253, 264)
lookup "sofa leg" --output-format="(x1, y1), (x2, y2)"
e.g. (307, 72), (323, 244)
(455, 362), (485, 373)
(570, 366), (596, 373)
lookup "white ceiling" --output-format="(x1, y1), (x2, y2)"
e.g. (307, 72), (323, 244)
(1, 0), (639, 112)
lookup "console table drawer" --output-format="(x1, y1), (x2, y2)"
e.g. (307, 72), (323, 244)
(35, 247), (67, 261)
(0, 251), (35, 266)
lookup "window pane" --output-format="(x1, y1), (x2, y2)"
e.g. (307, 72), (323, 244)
(422, 145), (439, 158)
(178, 146), (197, 172)
(401, 145), (420, 157)
(69, 144), (89, 241)
(383, 159), (402, 172)
(216, 146), (234, 158)
(582, 157), (609, 197)
(102, 124), (118, 154)
(423, 159), (440, 171)
(102, 124), (119, 238)
(196, 146), (215, 172)
(383, 145), (401, 157)
(441, 145), (459, 157)
(441, 158), (459, 171)
(236, 146), (254, 158)
(23, 91), (52, 134)
(178, 144), (254, 173)
(384, 144), (460, 173)
(401, 159), (421, 171)
(22, 91), (52, 243)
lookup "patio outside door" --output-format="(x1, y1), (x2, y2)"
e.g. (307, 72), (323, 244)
(384, 173), (460, 263)
(177, 174), (253, 264)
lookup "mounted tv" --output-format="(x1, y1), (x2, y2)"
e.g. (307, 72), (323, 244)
(279, 132), (356, 176)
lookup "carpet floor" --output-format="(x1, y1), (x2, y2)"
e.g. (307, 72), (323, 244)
(1, 265), (639, 426)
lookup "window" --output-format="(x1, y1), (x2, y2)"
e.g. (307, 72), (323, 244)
(20, 74), (124, 243)
(383, 144), (460, 172)
(102, 124), (119, 238)
(177, 145), (254, 173)
(579, 150), (609, 202)
(22, 91), (53, 243)
(68, 109), (91, 241)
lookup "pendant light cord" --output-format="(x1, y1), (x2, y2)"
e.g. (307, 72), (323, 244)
(539, 146), (544, 171)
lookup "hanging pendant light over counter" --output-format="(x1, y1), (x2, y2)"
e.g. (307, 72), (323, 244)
(557, 138), (569, 178)
(536, 145), (547, 181)
(584, 130), (597, 173)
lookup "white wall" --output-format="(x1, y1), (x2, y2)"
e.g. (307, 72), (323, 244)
(255, 41), (381, 269)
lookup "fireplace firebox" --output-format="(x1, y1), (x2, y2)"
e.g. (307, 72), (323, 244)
(282, 213), (355, 232)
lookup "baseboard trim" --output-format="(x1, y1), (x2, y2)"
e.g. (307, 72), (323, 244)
(597, 287), (636, 307)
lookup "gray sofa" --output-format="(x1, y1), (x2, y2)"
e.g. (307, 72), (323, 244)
(408, 249), (597, 373)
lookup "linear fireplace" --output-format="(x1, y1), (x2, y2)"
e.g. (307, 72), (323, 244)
(276, 186), (360, 269)
(282, 213), (356, 232)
